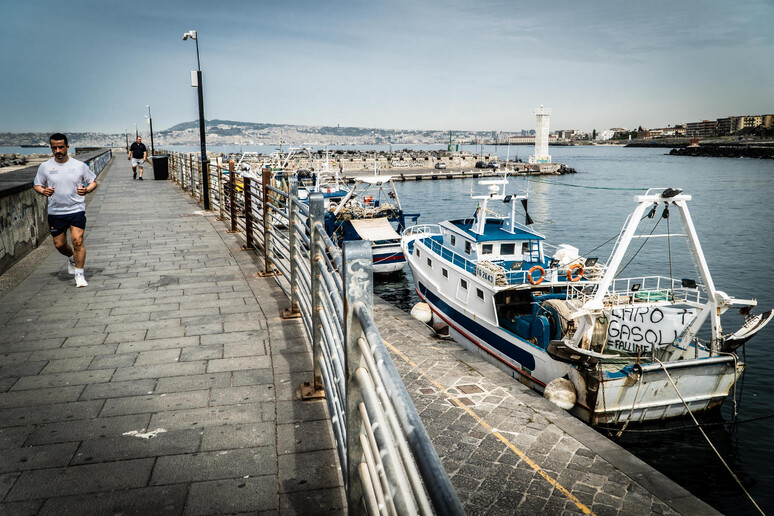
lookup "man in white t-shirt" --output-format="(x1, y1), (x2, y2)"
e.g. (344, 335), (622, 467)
(33, 133), (98, 287)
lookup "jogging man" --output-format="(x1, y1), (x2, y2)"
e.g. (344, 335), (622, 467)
(33, 133), (97, 287)
(128, 135), (147, 180)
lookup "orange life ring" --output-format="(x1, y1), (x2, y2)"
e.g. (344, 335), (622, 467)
(567, 264), (583, 282)
(527, 265), (545, 285)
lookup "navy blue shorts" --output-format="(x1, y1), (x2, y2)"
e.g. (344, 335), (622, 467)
(48, 212), (86, 237)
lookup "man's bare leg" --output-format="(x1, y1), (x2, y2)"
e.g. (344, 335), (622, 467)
(70, 226), (86, 269)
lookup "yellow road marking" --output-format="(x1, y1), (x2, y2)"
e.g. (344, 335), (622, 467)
(385, 340), (594, 515)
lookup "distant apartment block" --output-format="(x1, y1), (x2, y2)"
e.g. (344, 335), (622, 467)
(686, 120), (718, 138)
(712, 114), (773, 136)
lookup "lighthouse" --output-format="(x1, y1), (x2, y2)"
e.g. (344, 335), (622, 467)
(529, 105), (551, 164)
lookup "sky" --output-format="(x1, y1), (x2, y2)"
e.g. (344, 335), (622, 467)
(1, 0), (772, 135)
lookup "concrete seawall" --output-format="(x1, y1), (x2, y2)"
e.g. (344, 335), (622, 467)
(0, 149), (113, 275)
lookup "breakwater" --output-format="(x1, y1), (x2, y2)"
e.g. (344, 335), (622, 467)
(669, 142), (774, 159)
(226, 149), (577, 175)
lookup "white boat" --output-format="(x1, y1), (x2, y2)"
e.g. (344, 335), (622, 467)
(328, 175), (419, 274)
(401, 180), (772, 426)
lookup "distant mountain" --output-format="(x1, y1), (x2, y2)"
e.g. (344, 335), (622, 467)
(1, 120), (509, 147)
(162, 119), (280, 133)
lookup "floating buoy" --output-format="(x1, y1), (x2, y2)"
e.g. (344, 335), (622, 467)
(411, 302), (432, 323)
(543, 378), (576, 410)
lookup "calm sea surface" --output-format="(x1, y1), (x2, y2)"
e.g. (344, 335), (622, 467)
(377, 145), (773, 515)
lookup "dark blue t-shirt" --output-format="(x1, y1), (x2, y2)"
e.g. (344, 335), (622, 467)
(130, 142), (147, 159)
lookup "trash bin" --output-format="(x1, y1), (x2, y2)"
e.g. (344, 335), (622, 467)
(151, 155), (168, 180)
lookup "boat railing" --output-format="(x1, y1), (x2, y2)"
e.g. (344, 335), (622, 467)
(567, 275), (705, 306)
(402, 223), (443, 239)
(413, 231), (599, 287)
(162, 159), (463, 515)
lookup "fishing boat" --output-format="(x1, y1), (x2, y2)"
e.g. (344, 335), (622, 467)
(401, 179), (772, 425)
(327, 175), (418, 274)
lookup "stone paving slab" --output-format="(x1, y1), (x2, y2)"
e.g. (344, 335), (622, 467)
(0, 156), (344, 514)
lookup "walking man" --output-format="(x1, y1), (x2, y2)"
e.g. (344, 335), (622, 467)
(33, 133), (97, 287)
(128, 135), (147, 180)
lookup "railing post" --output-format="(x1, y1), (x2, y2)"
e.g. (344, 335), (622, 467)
(198, 158), (204, 204)
(343, 240), (373, 513)
(244, 177), (253, 250)
(311, 192), (326, 391)
(286, 176), (300, 316)
(189, 154), (195, 196)
(204, 159), (212, 210)
(217, 157), (225, 219)
(229, 160), (238, 233)
(262, 168), (273, 275)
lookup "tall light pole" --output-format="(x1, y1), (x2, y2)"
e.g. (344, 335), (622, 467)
(183, 29), (210, 209)
(145, 104), (155, 157)
(125, 128), (128, 152)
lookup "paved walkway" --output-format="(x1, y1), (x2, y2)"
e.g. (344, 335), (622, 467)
(0, 157), (344, 514)
(0, 154), (717, 515)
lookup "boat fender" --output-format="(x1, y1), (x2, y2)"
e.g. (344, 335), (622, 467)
(544, 378), (576, 410)
(411, 302), (433, 324)
(528, 265), (546, 285)
(566, 264), (583, 282)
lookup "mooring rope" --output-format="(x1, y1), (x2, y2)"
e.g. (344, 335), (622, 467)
(518, 176), (649, 191)
(653, 358), (764, 515)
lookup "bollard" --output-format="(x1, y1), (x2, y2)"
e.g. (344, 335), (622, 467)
(229, 160), (237, 233)
(244, 177), (253, 250)
(343, 240), (373, 511)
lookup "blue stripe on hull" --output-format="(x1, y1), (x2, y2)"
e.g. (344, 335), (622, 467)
(417, 281), (536, 371)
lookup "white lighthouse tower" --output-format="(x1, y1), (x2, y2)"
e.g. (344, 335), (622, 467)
(529, 105), (551, 164)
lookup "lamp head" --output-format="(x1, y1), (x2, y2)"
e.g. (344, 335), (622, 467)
(182, 30), (197, 41)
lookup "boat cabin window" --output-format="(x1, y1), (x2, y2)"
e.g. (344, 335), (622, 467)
(464, 241), (472, 255)
(521, 242), (530, 254)
(476, 288), (484, 300)
(416, 248), (421, 258)
(500, 243), (515, 255)
(442, 268), (448, 278)
(481, 243), (493, 255)
(460, 279), (468, 290)
(426, 258), (432, 268)
(450, 235), (456, 246)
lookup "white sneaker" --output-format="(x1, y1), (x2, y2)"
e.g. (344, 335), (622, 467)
(75, 274), (88, 288)
(67, 259), (76, 275)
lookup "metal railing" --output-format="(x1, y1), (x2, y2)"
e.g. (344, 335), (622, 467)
(567, 275), (705, 306)
(167, 156), (463, 515)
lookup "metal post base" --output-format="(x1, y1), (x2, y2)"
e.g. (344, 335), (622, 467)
(280, 308), (302, 319)
(300, 381), (325, 400)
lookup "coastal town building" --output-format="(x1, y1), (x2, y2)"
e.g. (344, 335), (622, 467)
(686, 120), (717, 138)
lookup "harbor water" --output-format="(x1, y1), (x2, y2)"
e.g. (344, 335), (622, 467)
(375, 145), (774, 515)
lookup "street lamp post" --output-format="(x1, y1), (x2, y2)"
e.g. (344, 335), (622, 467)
(145, 105), (155, 157)
(125, 128), (128, 152)
(183, 29), (210, 210)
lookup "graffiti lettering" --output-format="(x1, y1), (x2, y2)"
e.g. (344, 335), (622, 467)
(606, 306), (696, 354)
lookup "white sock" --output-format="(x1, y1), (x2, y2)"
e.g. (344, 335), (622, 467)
(75, 268), (84, 275)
